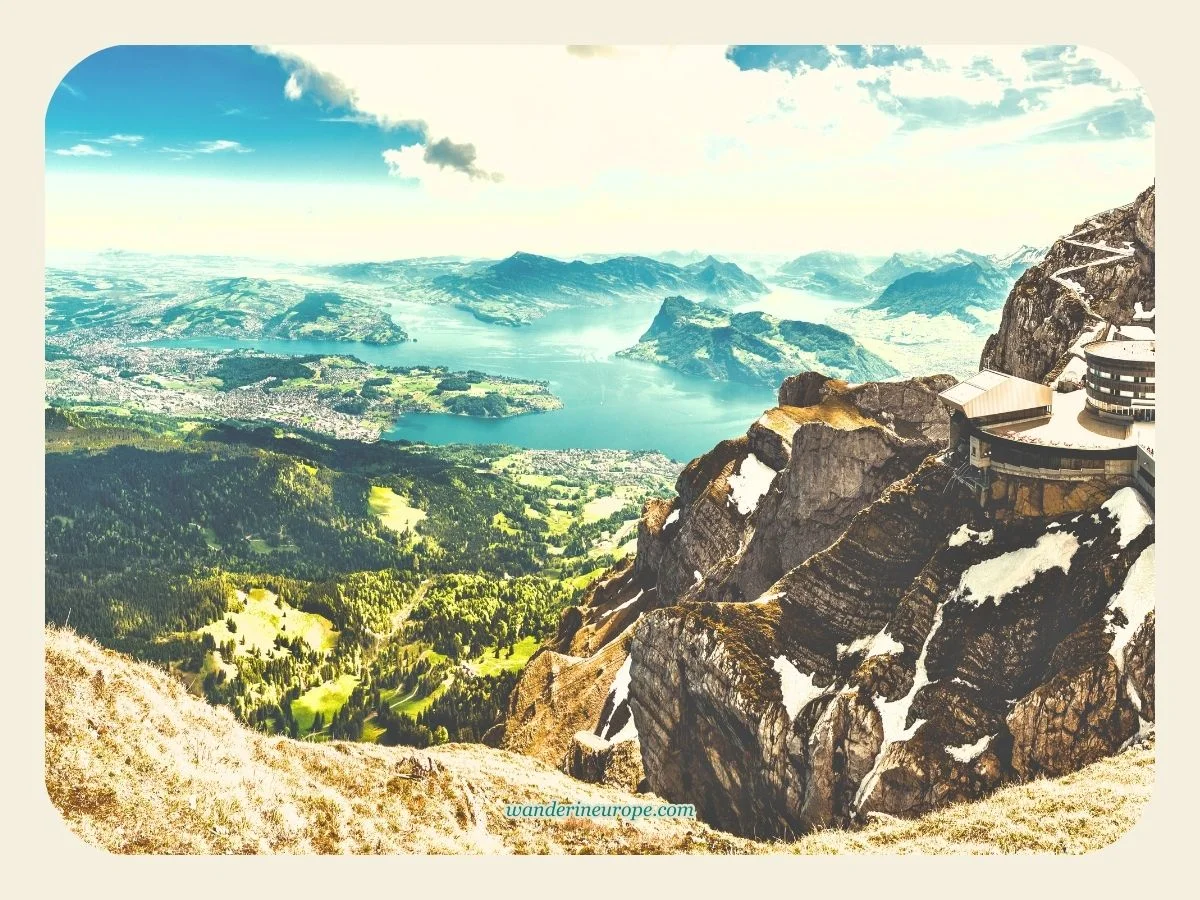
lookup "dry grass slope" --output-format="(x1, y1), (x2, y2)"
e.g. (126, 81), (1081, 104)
(44, 627), (750, 855)
(44, 627), (1153, 855)
(794, 736), (1154, 854)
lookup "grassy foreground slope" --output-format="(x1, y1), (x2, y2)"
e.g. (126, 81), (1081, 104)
(46, 627), (1153, 855)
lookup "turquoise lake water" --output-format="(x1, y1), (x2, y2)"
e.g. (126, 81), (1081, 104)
(157, 288), (853, 462)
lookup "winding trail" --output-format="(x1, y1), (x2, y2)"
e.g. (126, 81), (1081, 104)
(1037, 205), (1142, 389)
(1049, 214), (1137, 310)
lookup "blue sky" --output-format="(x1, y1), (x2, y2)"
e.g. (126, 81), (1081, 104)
(45, 45), (1155, 262)
(47, 46), (424, 181)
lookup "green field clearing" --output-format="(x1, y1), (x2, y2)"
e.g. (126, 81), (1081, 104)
(292, 673), (360, 734)
(245, 536), (278, 554)
(470, 635), (540, 677)
(582, 495), (631, 523)
(565, 567), (609, 592)
(491, 511), (519, 535)
(368, 485), (427, 533)
(514, 473), (554, 489)
(196, 588), (337, 657)
(359, 719), (387, 743)
(385, 674), (453, 719)
(544, 508), (574, 536)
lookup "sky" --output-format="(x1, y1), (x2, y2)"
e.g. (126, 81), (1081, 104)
(45, 44), (1155, 263)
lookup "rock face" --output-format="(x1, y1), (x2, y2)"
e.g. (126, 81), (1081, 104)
(630, 472), (1155, 837)
(501, 631), (633, 767)
(543, 372), (955, 660)
(986, 472), (1132, 522)
(507, 371), (955, 784)
(980, 185), (1155, 383)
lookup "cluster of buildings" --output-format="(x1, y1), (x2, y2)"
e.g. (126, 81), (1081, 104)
(939, 322), (1156, 506)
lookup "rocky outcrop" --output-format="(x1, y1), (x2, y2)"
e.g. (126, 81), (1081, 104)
(505, 372), (958, 797)
(564, 732), (645, 793)
(654, 373), (956, 611)
(501, 632), (632, 767)
(980, 185), (1155, 384)
(532, 373), (955, 667)
(630, 468), (1155, 838)
(696, 377), (954, 606)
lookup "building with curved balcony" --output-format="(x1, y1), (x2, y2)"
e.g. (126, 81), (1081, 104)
(1083, 339), (1155, 422)
(938, 342), (1156, 508)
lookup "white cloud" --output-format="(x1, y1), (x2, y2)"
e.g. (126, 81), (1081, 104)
(53, 143), (111, 157)
(96, 134), (144, 145)
(161, 139), (253, 155)
(267, 45), (902, 190)
(196, 140), (252, 154)
(46, 46), (1154, 262)
(264, 45), (1148, 191)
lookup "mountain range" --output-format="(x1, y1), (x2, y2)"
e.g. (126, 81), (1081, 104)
(865, 261), (1014, 321)
(46, 272), (409, 345)
(773, 247), (1048, 310)
(425, 253), (769, 326)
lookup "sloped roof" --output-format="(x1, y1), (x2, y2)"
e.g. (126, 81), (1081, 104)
(939, 370), (1053, 419)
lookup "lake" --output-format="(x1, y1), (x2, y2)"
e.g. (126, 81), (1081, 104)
(157, 287), (856, 462)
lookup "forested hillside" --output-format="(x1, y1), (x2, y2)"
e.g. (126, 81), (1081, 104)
(45, 407), (675, 747)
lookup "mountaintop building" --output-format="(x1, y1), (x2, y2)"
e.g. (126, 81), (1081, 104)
(939, 332), (1155, 506)
(1083, 339), (1155, 422)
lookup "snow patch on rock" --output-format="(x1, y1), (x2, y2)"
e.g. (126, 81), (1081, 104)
(599, 655), (633, 739)
(956, 531), (1079, 607)
(751, 590), (783, 606)
(600, 590), (643, 620)
(1102, 487), (1153, 549)
(772, 655), (826, 720)
(945, 734), (992, 763)
(1105, 544), (1155, 672)
(726, 453), (778, 516)
(855, 603), (948, 810)
(948, 524), (994, 548)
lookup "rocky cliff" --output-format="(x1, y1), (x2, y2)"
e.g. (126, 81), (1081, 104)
(980, 185), (1155, 383)
(629, 463), (1153, 836)
(503, 370), (955, 780)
